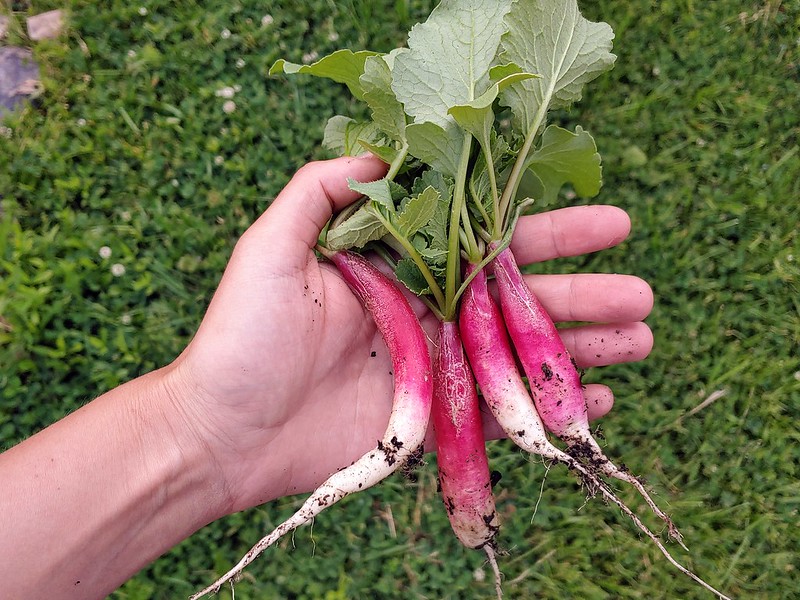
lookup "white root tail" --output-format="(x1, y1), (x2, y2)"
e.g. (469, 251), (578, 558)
(591, 475), (732, 600)
(189, 443), (422, 600)
(574, 434), (687, 549)
(484, 544), (503, 600)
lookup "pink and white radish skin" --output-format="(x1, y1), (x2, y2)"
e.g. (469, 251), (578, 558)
(190, 250), (432, 600)
(462, 259), (732, 599)
(431, 319), (503, 598)
(489, 244), (682, 541)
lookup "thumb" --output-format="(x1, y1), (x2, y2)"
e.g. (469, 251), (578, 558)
(255, 154), (388, 257)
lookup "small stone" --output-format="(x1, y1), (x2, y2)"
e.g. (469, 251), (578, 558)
(27, 10), (66, 41)
(0, 47), (41, 116)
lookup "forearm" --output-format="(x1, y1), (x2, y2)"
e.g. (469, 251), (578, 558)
(0, 367), (229, 599)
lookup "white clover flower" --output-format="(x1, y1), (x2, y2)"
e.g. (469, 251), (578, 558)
(138, 7), (148, 16)
(652, 65), (661, 76)
(77, 118), (87, 127)
(121, 314), (132, 325)
(0, 126), (12, 139)
(220, 127), (229, 135)
(171, 178), (179, 187)
(233, 84), (242, 93)
(99, 246), (112, 259)
(328, 31), (339, 42)
(222, 100), (236, 114)
(221, 28), (231, 40)
(127, 49), (137, 58)
(111, 263), (126, 277)
(215, 86), (236, 99)
(235, 58), (246, 69)
(302, 51), (319, 64)
(214, 155), (224, 166)
(261, 14), (274, 27)
(120, 210), (132, 222)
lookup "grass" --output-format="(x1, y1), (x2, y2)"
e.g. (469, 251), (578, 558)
(1, 0), (799, 598)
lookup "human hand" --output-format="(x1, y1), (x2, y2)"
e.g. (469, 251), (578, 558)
(164, 155), (653, 517)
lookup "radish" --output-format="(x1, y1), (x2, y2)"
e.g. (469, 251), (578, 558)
(460, 261), (733, 599)
(189, 249), (432, 600)
(431, 319), (503, 598)
(490, 244), (683, 539)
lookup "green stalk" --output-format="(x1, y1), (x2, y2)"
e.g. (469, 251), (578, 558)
(371, 208), (447, 313)
(483, 144), (502, 240)
(444, 134), (474, 320)
(497, 95), (551, 234)
(459, 198), (481, 262)
(385, 142), (410, 181)
(497, 117), (543, 232)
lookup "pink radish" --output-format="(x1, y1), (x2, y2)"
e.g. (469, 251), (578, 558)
(460, 261), (733, 599)
(190, 249), (433, 600)
(431, 319), (503, 599)
(489, 244), (682, 541)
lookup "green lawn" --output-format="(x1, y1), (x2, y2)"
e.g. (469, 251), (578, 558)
(1, 1), (798, 598)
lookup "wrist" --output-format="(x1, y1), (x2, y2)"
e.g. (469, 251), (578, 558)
(149, 364), (237, 522)
(158, 357), (298, 516)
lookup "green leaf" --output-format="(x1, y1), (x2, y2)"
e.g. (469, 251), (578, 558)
(270, 50), (379, 100)
(360, 55), (407, 143)
(323, 116), (380, 156)
(392, 0), (512, 127)
(395, 257), (432, 296)
(356, 139), (401, 165)
(394, 186), (440, 237)
(522, 125), (602, 205)
(449, 70), (537, 150)
(414, 172), (453, 254)
(500, 0), (616, 135)
(326, 206), (388, 250)
(405, 122), (462, 177)
(347, 178), (406, 212)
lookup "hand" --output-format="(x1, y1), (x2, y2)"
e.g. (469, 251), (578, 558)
(165, 155), (653, 517)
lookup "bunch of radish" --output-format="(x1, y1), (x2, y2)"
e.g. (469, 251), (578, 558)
(191, 1), (731, 598)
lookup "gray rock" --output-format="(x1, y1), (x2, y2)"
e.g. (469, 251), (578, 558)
(27, 9), (65, 41)
(0, 47), (42, 116)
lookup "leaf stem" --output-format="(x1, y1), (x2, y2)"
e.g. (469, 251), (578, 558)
(371, 208), (447, 313)
(445, 134), (473, 320)
(371, 243), (444, 321)
(498, 98), (549, 231)
(386, 141), (410, 181)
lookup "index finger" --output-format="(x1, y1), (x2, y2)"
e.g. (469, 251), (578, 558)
(510, 205), (631, 265)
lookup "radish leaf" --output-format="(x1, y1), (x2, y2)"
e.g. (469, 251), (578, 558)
(500, 0), (616, 135)
(326, 206), (388, 250)
(392, 0), (512, 129)
(396, 186), (441, 237)
(523, 125), (602, 205)
(347, 178), (405, 212)
(270, 49), (379, 100)
(361, 55), (407, 144)
(323, 116), (380, 156)
(406, 122), (462, 177)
